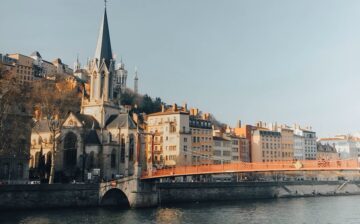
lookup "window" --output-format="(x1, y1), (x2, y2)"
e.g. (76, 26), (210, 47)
(184, 138), (187, 142)
(3, 163), (9, 178)
(111, 149), (116, 168)
(184, 145), (187, 151)
(64, 132), (77, 167)
(129, 135), (134, 162)
(120, 137), (125, 163)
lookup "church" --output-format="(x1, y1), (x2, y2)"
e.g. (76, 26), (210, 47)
(30, 5), (144, 182)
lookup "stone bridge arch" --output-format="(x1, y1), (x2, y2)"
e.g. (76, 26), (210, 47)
(99, 176), (158, 208)
(100, 188), (130, 207)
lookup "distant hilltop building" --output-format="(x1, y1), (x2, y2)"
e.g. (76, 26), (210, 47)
(0, 51), (73, 84)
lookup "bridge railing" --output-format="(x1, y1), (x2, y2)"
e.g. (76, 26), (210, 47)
(141, 159), (359, 179)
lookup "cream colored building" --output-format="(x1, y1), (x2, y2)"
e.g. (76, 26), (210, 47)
(7, 53), (35, 84)
(145, 104), (191, 167)
(278, 127), (294, 161)
(212, 136), (232, 164)
(7, 52), (72, 84)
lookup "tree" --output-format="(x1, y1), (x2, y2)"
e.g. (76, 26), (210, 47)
(30, 76), (82, 184)
(0, 73), (32, 170)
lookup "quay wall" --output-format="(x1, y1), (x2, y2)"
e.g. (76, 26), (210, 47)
(157, 181), (360, 205)
(1, 181), (360, 210)
(0, 184), (99, 210)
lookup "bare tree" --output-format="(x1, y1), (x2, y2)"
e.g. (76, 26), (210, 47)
(31, 75), (81, 183)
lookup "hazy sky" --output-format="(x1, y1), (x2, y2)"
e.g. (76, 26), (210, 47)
(1, 0), (360, 137)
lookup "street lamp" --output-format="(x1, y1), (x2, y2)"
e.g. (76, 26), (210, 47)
(47, 115), (62, 184)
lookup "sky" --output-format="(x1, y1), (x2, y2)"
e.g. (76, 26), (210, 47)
(1, 0), (360, 137)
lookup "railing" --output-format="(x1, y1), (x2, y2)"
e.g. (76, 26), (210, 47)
(141, 159), (360, 179)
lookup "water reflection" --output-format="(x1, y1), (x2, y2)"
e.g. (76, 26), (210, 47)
(3, 196), (360, 224)
(155, 208), (184, 224)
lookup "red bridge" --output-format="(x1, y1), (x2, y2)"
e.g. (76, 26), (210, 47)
(141, 159), (360, 180)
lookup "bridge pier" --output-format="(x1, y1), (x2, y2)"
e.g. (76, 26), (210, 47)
(99, 165), (158, 208)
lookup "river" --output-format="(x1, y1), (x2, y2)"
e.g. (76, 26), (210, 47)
(1, 195), (360, 224)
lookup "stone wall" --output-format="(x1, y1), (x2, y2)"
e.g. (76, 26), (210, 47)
(157, 181), (360, 205)
(0, 184), (99, 210)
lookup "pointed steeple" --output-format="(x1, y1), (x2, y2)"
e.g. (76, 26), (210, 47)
(134, 67), (139, 94)
(94, 5), (113, 68)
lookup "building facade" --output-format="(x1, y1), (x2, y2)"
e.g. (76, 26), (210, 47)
(319, 135), (359, 160)
(293, 126), (317, 160)
(145, 104), (191, 167)
(189, 108), (213, 165)
(293, 134), (305, 160)
(212, 136), (232, 165)
(251, 129), (282, 162)
(316, 143), (339, 160)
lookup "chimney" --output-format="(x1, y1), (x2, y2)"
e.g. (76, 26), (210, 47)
(237, 120), (242, 128)
(161, 104), (165, 112)
(172, 103), (177, 112)
(183, 102), (188, 112)
(194, 108), (199, 116)
(202, 113), (210, 120)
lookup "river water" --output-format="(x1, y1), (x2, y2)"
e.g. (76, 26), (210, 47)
(2, 195), (360, 224)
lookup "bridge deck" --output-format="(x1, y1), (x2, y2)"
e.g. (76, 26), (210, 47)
(141, 160), (360, 179)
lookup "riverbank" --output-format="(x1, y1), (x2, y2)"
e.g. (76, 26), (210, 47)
(1, 180), (360, 210)
(157, 180), (360, 205)
(0, 184), (99, 210)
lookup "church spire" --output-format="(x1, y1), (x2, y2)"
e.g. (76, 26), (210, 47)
(94, 2), (113, 68)
(134, 67), (139, 94)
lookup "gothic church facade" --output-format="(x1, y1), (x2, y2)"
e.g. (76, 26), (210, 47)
(30, 6), (143, 182)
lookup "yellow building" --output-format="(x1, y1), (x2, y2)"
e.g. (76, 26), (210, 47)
(251, 128), (282, 162)
(279, 127), (294, 161)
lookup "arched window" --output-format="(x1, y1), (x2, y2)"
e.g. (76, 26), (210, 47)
(29, 155), (34, 168)
(100, 71), (105, 98)
(64, 132), (77, 168)
(111, 149), (116, 168)
(46, 151), (52, 166)
(129, 135), (134, 162)
(120, 136), (125, 163)
(34, 152), (40, 168)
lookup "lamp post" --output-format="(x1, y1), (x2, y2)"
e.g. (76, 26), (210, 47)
(48, 115), (61, 184)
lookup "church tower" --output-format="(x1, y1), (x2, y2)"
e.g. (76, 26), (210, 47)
(113, 59), (128, 99)
(134, 67), (139, 94)
(81, 3), (121, 127)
